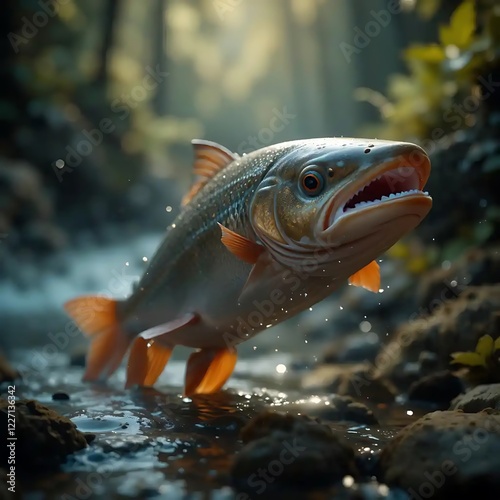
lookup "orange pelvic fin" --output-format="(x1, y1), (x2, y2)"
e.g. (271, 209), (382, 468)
(348, 260), (380, 293)
(125, 313), (198, 388)
(184, 347), (237, 396)
(218, 223), (264, 264)
(63, 295), (130, 381)
(125, 338), (172, 388)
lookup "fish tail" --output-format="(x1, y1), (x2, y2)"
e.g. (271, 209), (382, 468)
(64, 295), (131, 381)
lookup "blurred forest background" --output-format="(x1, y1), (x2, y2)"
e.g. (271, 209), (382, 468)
(1, 0), (500, 319)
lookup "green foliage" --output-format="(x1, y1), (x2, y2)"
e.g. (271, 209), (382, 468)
(357, 0), (500, 142)
(450, 334), (500, 384)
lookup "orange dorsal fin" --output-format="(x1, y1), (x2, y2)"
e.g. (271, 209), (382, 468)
(184, 348), (237, 396)
(348, 260), (380, 293)
(218, 222), (264, 264)
(125, 313), (198, 388)
(63, 295), (131, 380)
(181, 140), (239, 206)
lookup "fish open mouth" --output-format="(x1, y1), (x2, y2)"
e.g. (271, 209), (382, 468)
(343, 166), (423, 212)
(323, 157), (431, 231)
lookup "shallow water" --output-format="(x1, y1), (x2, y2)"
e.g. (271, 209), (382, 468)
(0, 233), (424, 499)
(12, 351), (424, 500)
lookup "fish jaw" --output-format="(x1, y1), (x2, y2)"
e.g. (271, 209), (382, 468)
(318, 144), (432, 247)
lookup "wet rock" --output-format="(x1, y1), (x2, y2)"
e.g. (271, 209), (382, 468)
(0, 159), (66, 258)
(291, 395), (378, 425)
(231, 411), (358, 493)
(450, 383), (500, 412)
(408, 371), (464, 407)
(322, 332), (382, 364)
(0, 352), (18, 383)
(374, 286), (500, 390)
(0, 399), (91, 472)
(319, 396), (378, 425)
(52, 392), (70, 401)
(417, 247), (500, 312)
(303, 363), (396, 403)
(379, 410), (500, 498)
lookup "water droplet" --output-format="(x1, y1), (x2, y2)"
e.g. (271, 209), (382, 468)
(275, 364), (287, 374)
(359, 320), (371, 333)
(165, 206), (172, 212)
(142, 256), (148, 262)
(342, 475), (354, 487)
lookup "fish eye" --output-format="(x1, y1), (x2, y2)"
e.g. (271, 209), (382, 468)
(300, 169), (324, 196)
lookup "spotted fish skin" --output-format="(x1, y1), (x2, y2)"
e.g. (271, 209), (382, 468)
(64, 137), (432, 395)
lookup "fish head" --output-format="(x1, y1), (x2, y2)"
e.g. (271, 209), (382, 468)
(249, 138), (432, 276)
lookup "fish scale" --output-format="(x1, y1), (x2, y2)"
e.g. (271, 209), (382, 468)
(63, 137), (432, 396)
(123, 143), (295, 315)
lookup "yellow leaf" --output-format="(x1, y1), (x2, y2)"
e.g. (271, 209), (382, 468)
(450, 352), (486, 367)
(475, 335), (494, 358)
(494, 337), (500, 352)
(405, 44), (446, 63)
(439, 0), (476, 49)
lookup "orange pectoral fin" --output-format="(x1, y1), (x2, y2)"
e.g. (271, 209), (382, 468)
(184, 348), (238, 396)
(218, 223), (264, 264)
(348, 260), (380, 293)
(63, 295), (130, 381)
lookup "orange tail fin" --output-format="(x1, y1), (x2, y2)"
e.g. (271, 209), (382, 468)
(63, 296), (131, 381)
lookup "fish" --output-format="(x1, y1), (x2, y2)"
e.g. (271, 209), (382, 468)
(64, 137), (432, 396)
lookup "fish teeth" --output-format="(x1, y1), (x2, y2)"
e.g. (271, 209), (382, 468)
(345, 188), (424, 212)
